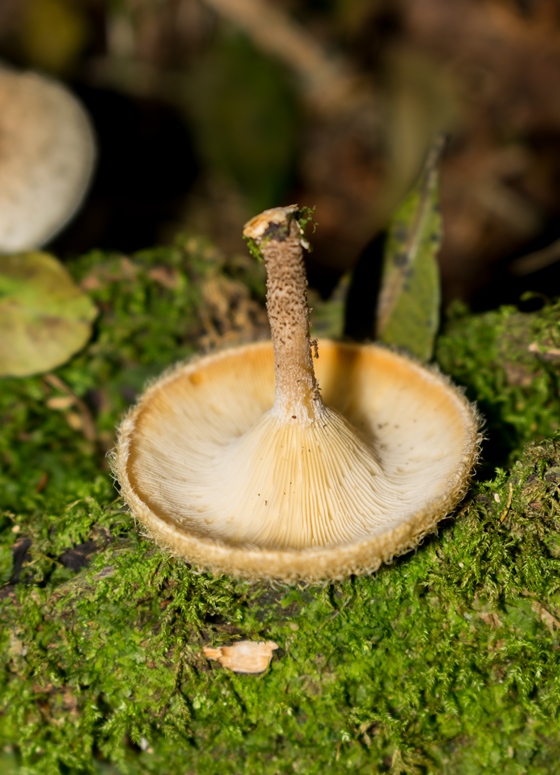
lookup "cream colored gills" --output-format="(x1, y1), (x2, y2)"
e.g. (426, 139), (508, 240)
(185, 406), (385, 549)
(129, 341), (468, 551)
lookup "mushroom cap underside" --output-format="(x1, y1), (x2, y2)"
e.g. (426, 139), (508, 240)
(116, 340), (480, 582)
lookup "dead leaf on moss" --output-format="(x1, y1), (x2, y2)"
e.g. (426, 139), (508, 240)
(0, 252), (97, 377)
(199, 274), (267, 349)
(479, 611), (503, 628)
(531, 600), (560, 633)
(528, 342), (560, 362)
(503, 361), (534, 388)
(80, 256), (138, 292)
(148, 265), (181, 289)
(203, 640), (278, 674)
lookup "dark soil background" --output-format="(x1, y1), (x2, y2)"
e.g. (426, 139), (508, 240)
(1, 0), (560, 307)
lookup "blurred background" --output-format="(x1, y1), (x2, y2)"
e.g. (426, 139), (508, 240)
(1, 0), (560, 308)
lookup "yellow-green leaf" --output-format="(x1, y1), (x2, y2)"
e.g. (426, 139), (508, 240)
(0, 252), (97, 377)
(376, 135), (444, 361)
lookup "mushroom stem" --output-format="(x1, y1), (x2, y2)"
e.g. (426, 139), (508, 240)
(243, 206), (324, 423)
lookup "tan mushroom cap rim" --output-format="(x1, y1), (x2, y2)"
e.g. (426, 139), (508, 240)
(116, 339), (480, 583)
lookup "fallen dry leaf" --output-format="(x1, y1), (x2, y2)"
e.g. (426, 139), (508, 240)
(531, 600), (560, 633)
(479, 611), (503, 629)
(203, 640), (279, 674)
(148, 265), (181, 289)
(528, 342), (560, 362)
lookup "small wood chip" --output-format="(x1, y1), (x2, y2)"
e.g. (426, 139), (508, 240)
(203, 640), (279, 674)
(46, 395), (75, 410)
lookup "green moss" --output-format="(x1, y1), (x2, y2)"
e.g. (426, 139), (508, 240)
(437, 301), (560, 472)
(1, 248), (560, 773)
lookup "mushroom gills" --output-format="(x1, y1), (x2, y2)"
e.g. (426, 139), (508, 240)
(195, 406), (387, 548)
(127, 341), (474, 552)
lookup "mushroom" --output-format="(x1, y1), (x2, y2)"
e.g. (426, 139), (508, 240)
(0, 65), (95, 252)
(115, 206), (480, 582)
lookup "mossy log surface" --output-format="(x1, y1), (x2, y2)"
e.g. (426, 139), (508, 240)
(1, 240), (560, 774)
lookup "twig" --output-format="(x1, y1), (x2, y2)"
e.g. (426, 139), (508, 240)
(43, 373), (97, 443)
(509, 236), (560, 277)
(202, 0), (377, 120)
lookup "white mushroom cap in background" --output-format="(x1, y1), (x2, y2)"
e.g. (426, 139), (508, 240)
(0, 65), (95, 252)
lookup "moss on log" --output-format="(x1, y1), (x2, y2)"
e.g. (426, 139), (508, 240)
(1, 241), (559, 774)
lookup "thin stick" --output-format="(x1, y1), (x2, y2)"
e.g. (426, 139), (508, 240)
(43, 373), (97, 443)
(202, 0), (376, 119)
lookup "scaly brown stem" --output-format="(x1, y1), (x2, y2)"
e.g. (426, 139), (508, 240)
(243, 206), (324, 423)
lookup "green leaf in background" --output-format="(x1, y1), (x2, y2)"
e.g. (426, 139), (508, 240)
(0, 544), (12, 586)
(188, 34), (300, 213)
(0, 252), (97, 377)
(309, 273), (349, 341)
(375, 134), (444, 361)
